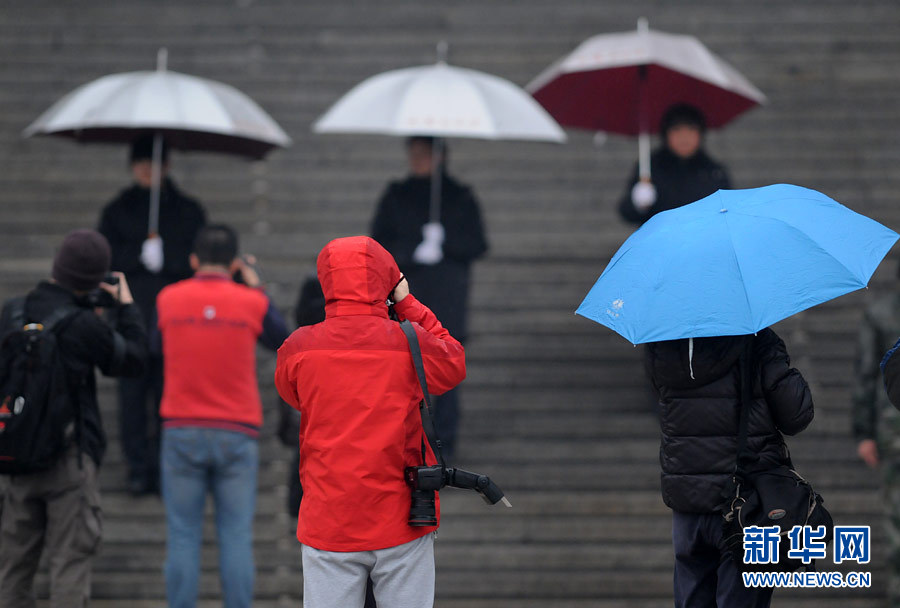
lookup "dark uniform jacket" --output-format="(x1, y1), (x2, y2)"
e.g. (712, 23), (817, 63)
(98, 178), (206, 329)
(618, 147), (731, 225)
(371, 173), (487, 341)
(645, 328), (813, 513)
(0, 282), (148, 466)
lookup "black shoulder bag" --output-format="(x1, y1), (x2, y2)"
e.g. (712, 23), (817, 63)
(721, 339), (833, 572)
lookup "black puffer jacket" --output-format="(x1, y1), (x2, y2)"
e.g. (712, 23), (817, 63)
(645, 328), (813, 513)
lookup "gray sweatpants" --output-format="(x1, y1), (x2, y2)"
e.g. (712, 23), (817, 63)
(301, 533), (435, 608)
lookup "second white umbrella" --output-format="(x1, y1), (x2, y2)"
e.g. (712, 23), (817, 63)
(315, 51), (564, 248)
(314, 60), (566, 143)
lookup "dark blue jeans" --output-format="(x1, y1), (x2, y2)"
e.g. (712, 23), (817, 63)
(672, 511), (774, 608)
(161, 427), (258, 608)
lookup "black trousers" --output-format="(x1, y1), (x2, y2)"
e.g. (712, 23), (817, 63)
(432, 387), (460, 460)
(117, 356), (163, 484)
(672, 511), (774, 608)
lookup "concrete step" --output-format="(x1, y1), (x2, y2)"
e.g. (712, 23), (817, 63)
(4, 0), (899, 604)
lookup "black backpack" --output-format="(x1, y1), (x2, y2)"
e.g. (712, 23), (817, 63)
(0, 298), (82, 474)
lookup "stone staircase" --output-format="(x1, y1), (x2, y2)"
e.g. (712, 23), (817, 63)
(1, 0), (898, 605)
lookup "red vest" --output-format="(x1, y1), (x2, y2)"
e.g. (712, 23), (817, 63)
(157, 273), (269, 430)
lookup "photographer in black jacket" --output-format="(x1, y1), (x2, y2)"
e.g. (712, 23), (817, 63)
(0, 229), (147, 607)
(645, 328), (813, 607)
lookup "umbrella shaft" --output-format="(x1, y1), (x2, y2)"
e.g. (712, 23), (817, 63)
(429, 137), (444, 222)
(637, 63), (651, 180)
(639, 132), (651, 179)
(148, 132), (163, 236)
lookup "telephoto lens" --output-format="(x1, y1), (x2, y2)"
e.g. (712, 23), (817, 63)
(408, 489), (438, 527)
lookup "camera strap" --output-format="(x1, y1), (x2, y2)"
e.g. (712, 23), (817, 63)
(399, 319), (447, 469)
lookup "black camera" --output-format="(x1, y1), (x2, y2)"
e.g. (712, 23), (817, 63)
(85, 275), (120, 308)
(405, 464), (510, 527)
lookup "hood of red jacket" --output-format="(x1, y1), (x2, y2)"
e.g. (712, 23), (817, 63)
(317, 236), (402, 319)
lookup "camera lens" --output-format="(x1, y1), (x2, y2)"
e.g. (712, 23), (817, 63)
(408, 489), (437, 527)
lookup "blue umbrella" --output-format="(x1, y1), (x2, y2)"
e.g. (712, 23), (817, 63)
(577, 184), (898, 344)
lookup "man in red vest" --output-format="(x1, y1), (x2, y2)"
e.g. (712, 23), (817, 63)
(275, 236), (466, 607)
(156, 224), (288, 608)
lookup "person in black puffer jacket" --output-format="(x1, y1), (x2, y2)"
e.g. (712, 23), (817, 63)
(645, 328), (813, 608)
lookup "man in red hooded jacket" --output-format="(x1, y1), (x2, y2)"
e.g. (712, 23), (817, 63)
(275, 236), (466, 607)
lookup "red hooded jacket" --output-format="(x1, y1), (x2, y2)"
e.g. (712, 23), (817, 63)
(275, 236), (466, 551)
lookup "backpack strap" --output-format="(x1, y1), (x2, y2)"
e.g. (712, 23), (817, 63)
(40, 306), (83, 333)
(40, 304), (126, 373)
(37, 303), (86, 468)
(8, 298), (26, 329)
(1, 298), (81, 344)
(0, 297), (26, 341)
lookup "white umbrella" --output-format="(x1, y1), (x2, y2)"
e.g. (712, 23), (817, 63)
(313, 43), (566, 228)
(313, 60), (566, 143)
(313, 44), (565, 262)
(24, 49), (291, 235)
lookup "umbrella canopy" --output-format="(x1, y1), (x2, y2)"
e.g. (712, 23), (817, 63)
(576, 184), (898, 344)
(23, 49), (290, 236)
(23, 54), (291, 159)
(527, 20), (766, 136)
(314, 47), (564, 234)
(314, 61), (565, 143)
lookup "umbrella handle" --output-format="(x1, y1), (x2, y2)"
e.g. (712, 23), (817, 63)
(631, 180), (657, 211)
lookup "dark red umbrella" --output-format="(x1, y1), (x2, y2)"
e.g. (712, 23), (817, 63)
(527, 19), (765, 181)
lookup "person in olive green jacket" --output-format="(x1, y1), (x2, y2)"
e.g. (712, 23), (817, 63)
(852, 279), (900, 606)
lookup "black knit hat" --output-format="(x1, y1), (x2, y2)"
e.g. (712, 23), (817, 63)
(130, 134), (170, 164)
(52, 230), (111, 291)
(659, 103), (706, 137)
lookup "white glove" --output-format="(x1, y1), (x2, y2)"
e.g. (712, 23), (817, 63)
(412, 222), (445, 265)
(631, 181), (657, 211)
(141, 236), (164, 273)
